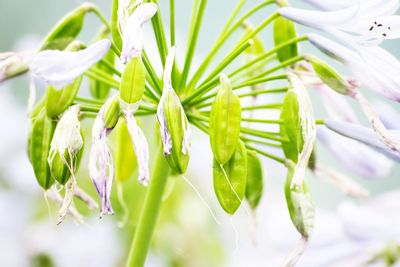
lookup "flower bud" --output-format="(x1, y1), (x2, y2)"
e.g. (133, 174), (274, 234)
(273, 16), (298, 63)
(40, 3), (95, 50)
(213, 140), (247, 215)
(45, 76), (82, 118)
(285, 166), (315, 238)
(90, 26), (115, 100)
(48, 105), (84, 184)
(157, 47), (191, 174)
(0, 52), (29, 82)
(102, 94), (121, 129)
(306, 55), (350, 95)
(245, 151), (263, 210)
(209, 74), (242, 165)
(28, 109), (56, 189)
(120, 55), (146, 104)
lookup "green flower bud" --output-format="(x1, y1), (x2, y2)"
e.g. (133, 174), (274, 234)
(28, 109), (56, 189)
(245, 151), (263, 210)
(45, 76), (82, 118)
(120, 55), (146, 104)
(90, 26), (115, 100)
(213, 140), (247, 215)
(103, 94), (121, 129)
(306, 55), (350, 95)
(209, 75), (242, 165)
(285, 167), (315, 238)
(40, 3), (95, 50)
(273, 16), (298, 63)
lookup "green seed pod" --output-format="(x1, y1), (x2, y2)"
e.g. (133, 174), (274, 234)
(209, 75), (242, 165)
(280, 90), (303, 162)
(28, 109), (56, 189)
(163, 90), (191, 174)
(273, 16), (298, 63)
(90, 26), (115, 100)
(120, 56), (146, 104)
(245, 151), (263, 210)
(285, 167), (315, 237)
(213, 140), (247, 215)
(306, 55), (350, 95)
(113, 117), (137, 182)
(103, 94), (121, 129)
(45, 76), (82, 118)
(49, 147), (83, 185)
(40, 3), (94, 50)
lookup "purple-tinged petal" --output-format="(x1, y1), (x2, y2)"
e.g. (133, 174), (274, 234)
(325, 120), (400, 163)
(30, 39), (111, 89)
(373, 101), (400, 130)
(318, 126), (393, 178)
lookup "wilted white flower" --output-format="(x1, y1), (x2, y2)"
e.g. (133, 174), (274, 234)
(118, 0), (157, 63)
(157, 46), (191, 156)
(29, 39), (111, 89)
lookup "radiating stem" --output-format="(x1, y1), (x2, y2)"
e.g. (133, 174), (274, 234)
(126, 147), (170, 267)
(150, 0), (168, 64)
(84, 71), (120, 89)
(179, 0), (208, 91)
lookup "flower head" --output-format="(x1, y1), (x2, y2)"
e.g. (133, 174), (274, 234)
(29, 39), (111, 89)
(118, 1), (157, 63)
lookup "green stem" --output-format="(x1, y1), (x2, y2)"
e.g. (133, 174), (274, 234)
(241, 118), (283, 124)
(150, 0), (168, 65)
(245, 144), (286, 164)
(186, 0), (275, 89)
(142, 51), (162, 94)
(233, 74), (287, 90)
(84, 71), (120, 89)
(179, 0), (208, 90)
(170, 0), (175, 46)
(238, 87), (288, 98)
(126, 148), (170, 267)
(242, 103), (282, 111)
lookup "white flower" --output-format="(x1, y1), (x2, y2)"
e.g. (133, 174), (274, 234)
(118, 1), (158, 63)
(280, 0), (400, 45)
(29, 39), (111, 89)
(156, 46), (191, 156)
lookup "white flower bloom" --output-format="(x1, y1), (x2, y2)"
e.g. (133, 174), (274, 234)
(280, 0), (400, 45)
(89, 98), (116, 216)
(118, 1), (158, 63)
(287, 73), (316, 189)
(157, 46), (191, 156)
(29, 39), (111, 89)
(120, 99), (150, 186)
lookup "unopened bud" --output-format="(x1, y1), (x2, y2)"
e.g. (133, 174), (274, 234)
(103, 94), (121, 129)
(120, 55), (145, 104)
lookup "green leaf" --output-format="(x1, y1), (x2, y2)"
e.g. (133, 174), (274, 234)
(213, 140), (247, 215)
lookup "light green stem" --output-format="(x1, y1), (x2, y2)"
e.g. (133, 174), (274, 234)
(126, 148), (170, 267)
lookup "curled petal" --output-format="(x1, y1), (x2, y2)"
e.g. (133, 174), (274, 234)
(123, 111), (150, 185)
(325, 120), (400, 163)
(30, 39), (111, 89)
(120, 3), (157, 63)
(89, 106), (114, 216)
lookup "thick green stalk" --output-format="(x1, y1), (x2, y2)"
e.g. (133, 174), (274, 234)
(126, 148), (170, 267)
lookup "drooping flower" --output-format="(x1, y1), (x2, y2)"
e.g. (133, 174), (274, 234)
(29, 39), (111, 89)
(117, 0), (157, 63)
(89, 95), (120, 216)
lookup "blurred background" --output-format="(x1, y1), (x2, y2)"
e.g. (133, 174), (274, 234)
(1, 1), (400, 266)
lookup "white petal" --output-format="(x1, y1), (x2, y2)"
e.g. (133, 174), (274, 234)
(279, 5), (359, 31)
(120, 3), (157, 63)
(318, 126), (393, 178)
(373, 101), (400, 130)
(325, 120), (400, 163)
(300, 0), (355, 11)
(30, 39), (111, 89)
(124, 112), (150, 185)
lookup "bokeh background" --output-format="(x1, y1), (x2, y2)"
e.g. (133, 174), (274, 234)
(1, 1), (400, 266)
